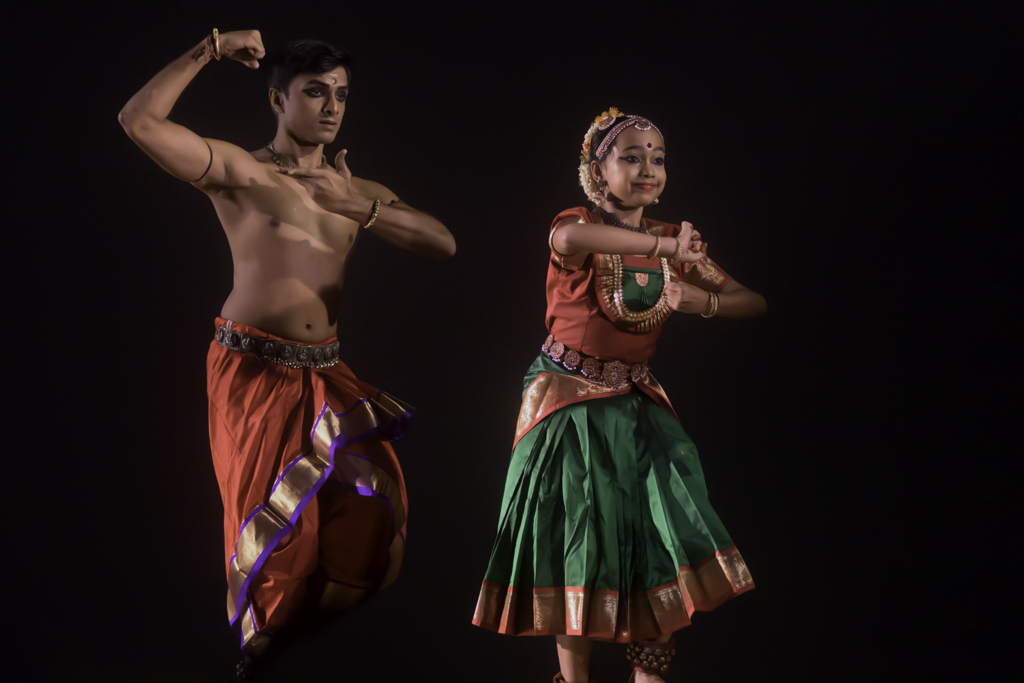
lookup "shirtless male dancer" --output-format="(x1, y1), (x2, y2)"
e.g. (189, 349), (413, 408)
(119, 30), (455, 675)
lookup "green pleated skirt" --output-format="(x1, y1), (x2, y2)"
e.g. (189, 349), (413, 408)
(472, 355), (753, 642)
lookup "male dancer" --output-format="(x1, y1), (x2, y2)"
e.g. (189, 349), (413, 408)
(119, 30), (455, 674)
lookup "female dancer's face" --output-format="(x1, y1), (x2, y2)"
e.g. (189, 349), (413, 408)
(591, 127), (666, 209)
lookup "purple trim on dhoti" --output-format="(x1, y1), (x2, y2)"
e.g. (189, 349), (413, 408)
(240, 602), (259, 647)
(229, 401), (338, 628)
(269, 450), (310, 499)
(310, 400), (329, 438)
(230, 523), (294, 627)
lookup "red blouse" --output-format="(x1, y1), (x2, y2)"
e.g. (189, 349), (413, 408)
(545, 206), (732, 365)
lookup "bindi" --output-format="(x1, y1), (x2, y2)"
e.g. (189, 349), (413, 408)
(646, 142), (653, 149)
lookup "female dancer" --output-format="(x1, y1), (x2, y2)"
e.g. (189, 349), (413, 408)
(472, 108), (766, 682)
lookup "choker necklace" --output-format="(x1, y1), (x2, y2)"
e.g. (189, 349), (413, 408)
(266, 142), (329, 169)
(593, 206), (647, 233)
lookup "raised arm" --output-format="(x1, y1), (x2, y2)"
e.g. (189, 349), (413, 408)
(275, 150), (457, 260)
(118, 30), (266, 189)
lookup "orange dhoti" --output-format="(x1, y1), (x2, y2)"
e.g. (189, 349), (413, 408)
(206, 318), (412, 654)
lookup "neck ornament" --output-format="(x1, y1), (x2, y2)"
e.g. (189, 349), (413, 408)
(593, 206), (648, 233)
(266, 142), (328, 169)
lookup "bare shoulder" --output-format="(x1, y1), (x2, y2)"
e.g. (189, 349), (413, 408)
(350, 176), (401, 204)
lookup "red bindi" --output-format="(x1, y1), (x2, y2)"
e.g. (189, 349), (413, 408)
(646, 142), (653, 149)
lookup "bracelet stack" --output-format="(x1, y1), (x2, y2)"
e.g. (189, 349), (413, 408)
(700, 292), (720, 319)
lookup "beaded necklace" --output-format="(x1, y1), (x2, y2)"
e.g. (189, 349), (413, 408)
(266, 142), (329, 169)
(593, 206), (648, 233)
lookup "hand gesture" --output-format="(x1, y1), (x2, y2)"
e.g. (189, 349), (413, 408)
(275, 149), (355, 211)
(219, 30), (266, 69)
(674, 222), (706, 264)
(665, 280), (713, 314)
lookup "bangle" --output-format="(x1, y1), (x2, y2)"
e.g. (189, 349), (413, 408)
(670, 236), (685, 264)
(646, 235), (661, 260)
(212, 28), (222, 61)
(361, 198), (382, 229)
(700, 292), (719, 319)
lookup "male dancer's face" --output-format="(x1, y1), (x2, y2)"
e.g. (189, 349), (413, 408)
(272, 69), (349, 145)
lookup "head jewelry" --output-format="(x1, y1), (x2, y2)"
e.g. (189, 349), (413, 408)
(578, 108), (664, 204)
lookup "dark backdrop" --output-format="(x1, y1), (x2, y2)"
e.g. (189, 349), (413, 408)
(4, 1), (1019, 681)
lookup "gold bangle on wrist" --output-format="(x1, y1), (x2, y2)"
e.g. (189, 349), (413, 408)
(212, 28), (222, 60)
(700, 292), (719, 319)
(361, 198), (382, 229)
(670, 236), (685, 264)
(646, 235), (661, 260)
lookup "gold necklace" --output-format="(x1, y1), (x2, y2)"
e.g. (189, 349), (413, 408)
(266, 142), (329, 169)
(599, 255), (673, 332)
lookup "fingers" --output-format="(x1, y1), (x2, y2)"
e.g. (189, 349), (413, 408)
(679, 250), (707, 264)
(334, 149), (352, 178)
(247, 31), (266, 59)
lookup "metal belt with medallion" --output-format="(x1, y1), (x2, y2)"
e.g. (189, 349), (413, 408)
(216, 322), (340, 369)
(541, 334), (648, 390)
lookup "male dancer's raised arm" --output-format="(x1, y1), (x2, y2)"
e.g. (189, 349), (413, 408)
(118, 31), (267, 190)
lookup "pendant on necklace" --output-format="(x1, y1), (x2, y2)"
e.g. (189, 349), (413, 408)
(635, 273), (649, 287)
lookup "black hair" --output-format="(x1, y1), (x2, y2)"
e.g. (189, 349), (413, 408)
(267, 39), (353, 96)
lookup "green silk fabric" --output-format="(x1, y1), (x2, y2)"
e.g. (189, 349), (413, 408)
(620, 265), (664, 311)
(484, 355), (736, 594)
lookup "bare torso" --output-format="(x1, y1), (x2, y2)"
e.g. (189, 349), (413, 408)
(206, 148), (362, 343)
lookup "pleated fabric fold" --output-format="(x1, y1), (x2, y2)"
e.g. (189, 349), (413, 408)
(473, 386), (753, 642)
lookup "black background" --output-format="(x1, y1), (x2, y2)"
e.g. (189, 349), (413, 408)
(4, 1), (1019, 681)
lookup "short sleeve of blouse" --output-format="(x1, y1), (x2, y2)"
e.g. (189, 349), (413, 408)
(549, 207), (594, 271)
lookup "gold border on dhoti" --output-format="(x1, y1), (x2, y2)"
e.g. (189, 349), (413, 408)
(225, 394), (411, 652)
(472, 546), (753, 642)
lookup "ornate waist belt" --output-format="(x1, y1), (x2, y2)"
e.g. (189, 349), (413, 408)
(216, 322), (340, 369)
(541, 334), (648, 390)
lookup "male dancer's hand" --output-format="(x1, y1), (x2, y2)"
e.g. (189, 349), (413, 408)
(275, 150), (359, 213)
(218, 30), (266, 68)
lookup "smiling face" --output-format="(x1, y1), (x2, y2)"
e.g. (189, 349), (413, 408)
(270, 69), (349, 145)
(591, 126), (666, 209)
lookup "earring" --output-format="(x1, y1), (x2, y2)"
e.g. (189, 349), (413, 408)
(592, 178), (607, 205)
(652, 198), (659, 204)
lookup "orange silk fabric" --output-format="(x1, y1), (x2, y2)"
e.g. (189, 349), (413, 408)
(545, 206), (731, 364)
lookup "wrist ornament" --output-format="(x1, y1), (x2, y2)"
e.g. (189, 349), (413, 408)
(362, 198), (382, 229)
(669, 236), (686, 264)
(646, 235), (661, 260)
(212, 28), (222, 60)
(700, 291), (719, 319)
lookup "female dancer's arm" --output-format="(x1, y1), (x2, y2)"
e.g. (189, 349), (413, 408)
(551, 219), (703, 262)
(666, 278), (766, 318)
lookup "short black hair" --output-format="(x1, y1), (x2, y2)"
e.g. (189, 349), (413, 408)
(267, 39), (353, 95)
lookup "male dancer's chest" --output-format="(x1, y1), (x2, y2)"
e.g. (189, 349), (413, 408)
(216, 176), (359, 265)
